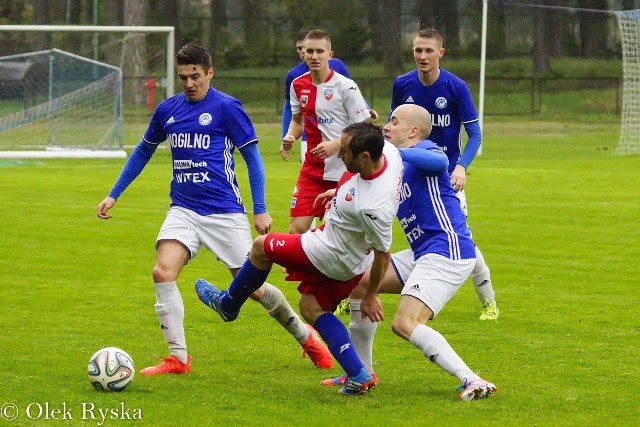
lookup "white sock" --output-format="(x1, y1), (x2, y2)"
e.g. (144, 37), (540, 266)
(349, 299), (377, 374)
(257, 283), (309, 344)
(409, 324), (479, 383)
(471, 246), (497, 306)
(154, 281), (187, 363)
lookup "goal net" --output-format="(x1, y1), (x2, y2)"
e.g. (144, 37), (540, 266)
(616, 9), (640, 155)
(0, 49), (123, 156)
(0, 25), (174, 158)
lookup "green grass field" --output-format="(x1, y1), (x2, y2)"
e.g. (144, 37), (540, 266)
(0, 119), (639, 426)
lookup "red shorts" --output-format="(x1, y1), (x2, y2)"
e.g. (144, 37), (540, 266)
(289, 173), (337, 219)
(263, 232), (363, 312)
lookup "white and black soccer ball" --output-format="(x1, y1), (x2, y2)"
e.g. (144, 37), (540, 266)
(87, 347), (135, 392)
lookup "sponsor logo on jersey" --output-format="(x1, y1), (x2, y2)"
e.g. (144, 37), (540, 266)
(355, 107), (367, 115)
(431, 114), (451, 128)
(173, 159), (208, 170)
(348, 86), (357, 91)
(317, 116), (335, 124)
(364, 213), (378, 220)
(300, 95), (308, 107)
(168, 133), (211, 149)
(174, 171), (210, 183)
(435, 97), (447, 109)
(323, 88), (334, 100)
(345, 188), (355, 201)
(166, 116), (176, 125)
(199, 113), (212, 126)
(405, 225), (424, 243)
(410, 284), (420, 291)
(405, 96), (415, 103)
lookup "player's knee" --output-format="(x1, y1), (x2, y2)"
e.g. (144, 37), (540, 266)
(390, 315), (413, 340)
(152, 264), (174, 283)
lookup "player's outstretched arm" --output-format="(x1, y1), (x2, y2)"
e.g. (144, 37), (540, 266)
(239, 142), (271, 234)
(96, 140), (158, 220)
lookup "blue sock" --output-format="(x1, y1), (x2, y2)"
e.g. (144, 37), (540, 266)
(313, 312), (364, 377)
(222, 260), (270, 312)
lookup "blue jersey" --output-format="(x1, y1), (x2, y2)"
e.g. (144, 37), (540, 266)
(281, 58), (350, 139)
(144, 86), (258, 216)
(391, 68), (478, 174)
(397, 139), (475, 261)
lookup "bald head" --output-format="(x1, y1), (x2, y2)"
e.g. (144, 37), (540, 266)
(384, 104), (432, 147)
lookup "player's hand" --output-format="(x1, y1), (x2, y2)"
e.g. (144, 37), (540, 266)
(310, 139), (338, 158)
(368, 109), (379, 121)
(360, 294), (384, 322)
(253, 212), (272, 235)
(313, 189), (336, 210)
(281, 135), (295, 161)
(451, 164), (467, 192)
(97, 196), (117, 219)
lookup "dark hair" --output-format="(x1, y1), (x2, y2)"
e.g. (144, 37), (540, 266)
(342, 121), (385, 161)
(176, 44), (213, 69)
(296, 29), (309, 43)
(416, 28), (443, 45)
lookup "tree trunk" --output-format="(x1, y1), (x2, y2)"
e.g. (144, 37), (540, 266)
(367, 2), (384, 62)
(487, 1), (507, 59)
(416, 0), (435, 29)
(123, 0), (148, 106)
(209, 0), (228, 66)
(578, 0), (609, 58)
(533, 0), (551, 75)
(241, 0), (270, 66)
(437, 0), (459, 53)
(33, 0), (51, 50)
(106, 0), (122, 68)
(380, 0), (403, 76)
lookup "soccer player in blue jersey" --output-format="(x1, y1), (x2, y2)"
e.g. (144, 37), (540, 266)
(390, 28), (499, 320)
(323, 104), (497, 401)
(96, 44), (332, 375)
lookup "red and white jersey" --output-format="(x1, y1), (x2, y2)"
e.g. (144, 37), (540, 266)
(301, 142), (403, 280)
(290, 70), (370, 182)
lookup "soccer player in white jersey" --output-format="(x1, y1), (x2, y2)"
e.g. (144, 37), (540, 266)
(323, 104), (497, 401)
(196, 121), (403, 395)
(281, 29), (371, 234)
(96, 44), (332, 375)
(390, 28), (499, 320)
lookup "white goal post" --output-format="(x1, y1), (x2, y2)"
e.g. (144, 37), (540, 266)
(615, 9), (640, 155)
(0, 25), (174, 159)
(479, 2), (640, 156)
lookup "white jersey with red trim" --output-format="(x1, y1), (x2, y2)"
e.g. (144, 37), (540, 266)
(301, 141), (403, 280)
(290, 70), (370, 182)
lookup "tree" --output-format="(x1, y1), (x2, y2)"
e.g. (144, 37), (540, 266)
(122, 0), (148, 106)
(380, 0), (403, 76)
(532, 0), (552, 75)
(208, 0), (228, 66)
(241, 0), (270, 66)
(578, 0), (610, 57)
(33, 0), (51, 50)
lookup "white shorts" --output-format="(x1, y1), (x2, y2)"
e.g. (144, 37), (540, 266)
(456, 188), (468, 217)
(392, 249), (475, 318)
(157, 206), (252, 269)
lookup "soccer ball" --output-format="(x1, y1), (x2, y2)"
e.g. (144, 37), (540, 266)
(87, 347), (135, 392)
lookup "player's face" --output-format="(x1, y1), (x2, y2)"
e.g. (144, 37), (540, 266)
(384, 109), (413, 148)
(338, 133), (362, 173)
(412, 37), (444, 75)
(177, 64), (213, 102)
(304, 38), (332, 72)
(296, 40), (306, 61)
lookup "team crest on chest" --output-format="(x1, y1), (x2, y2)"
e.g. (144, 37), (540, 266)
(435, 97), (447, 109)
(199, 113), (212, 125)
(324, 88), (334, 100)
(300, 95), (308, 107)
(345, 187), (355, 201)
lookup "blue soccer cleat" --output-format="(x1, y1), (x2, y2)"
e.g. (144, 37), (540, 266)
(194, 278), (239, 322)
(338, 367), (377, 395)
